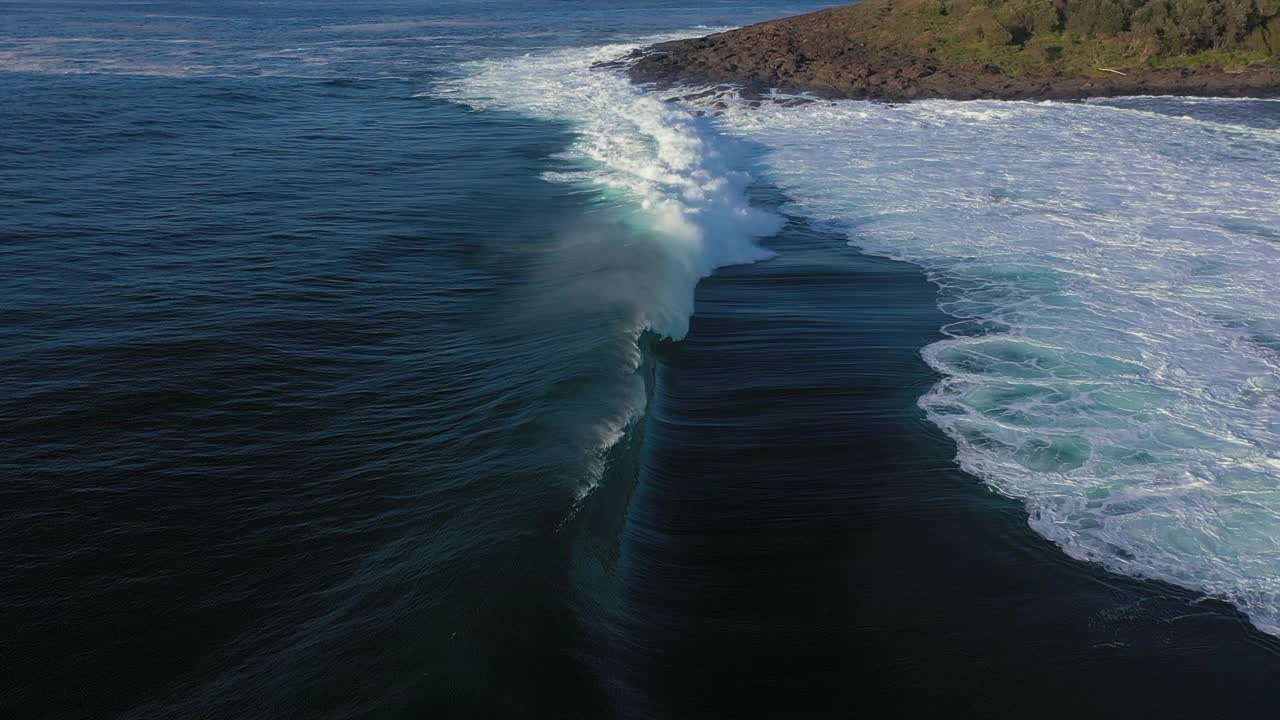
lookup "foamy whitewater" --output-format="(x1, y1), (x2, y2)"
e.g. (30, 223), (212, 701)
(444, 37), (1280, 636)
(711, 93), (1280, 634)
(436, 37), (783, 340)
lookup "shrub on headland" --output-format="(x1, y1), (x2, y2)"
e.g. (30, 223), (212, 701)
(999, 0), (1066, 36)
(911, 0), (1279, 55)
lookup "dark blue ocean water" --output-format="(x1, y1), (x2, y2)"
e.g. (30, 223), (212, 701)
(5, 2), (1280, 718)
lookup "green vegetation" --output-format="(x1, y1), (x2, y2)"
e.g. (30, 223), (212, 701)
(832, 0), (1279, 75)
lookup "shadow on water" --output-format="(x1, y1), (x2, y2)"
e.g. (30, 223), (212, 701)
(566, 186), (1280, 718)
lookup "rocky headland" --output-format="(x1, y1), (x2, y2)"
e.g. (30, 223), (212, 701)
(624, 0), (1280, 100)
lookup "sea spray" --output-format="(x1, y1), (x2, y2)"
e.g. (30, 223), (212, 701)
(435, 38), (783, 340)
(434, 38), (782, 500)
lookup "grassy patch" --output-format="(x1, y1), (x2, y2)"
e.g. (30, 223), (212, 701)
(833, 0), (1278, 77)
(1150, 48), (1273, 70)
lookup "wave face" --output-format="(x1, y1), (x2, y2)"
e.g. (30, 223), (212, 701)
(436, 39), (783, 340)
(705, 94), (1280, 634)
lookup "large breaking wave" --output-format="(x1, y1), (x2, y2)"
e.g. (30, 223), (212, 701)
(442, 34), (1280, 637)
(434, 37), (784, 500)
(436, 37), (782, 340)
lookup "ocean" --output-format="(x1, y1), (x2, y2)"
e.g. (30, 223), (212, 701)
(4, 1), (1280, 717)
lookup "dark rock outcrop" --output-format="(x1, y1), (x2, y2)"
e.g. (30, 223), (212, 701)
(625, 3), (1280, 101)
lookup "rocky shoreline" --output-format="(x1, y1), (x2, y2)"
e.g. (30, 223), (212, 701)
(623, 4), (1280, 101)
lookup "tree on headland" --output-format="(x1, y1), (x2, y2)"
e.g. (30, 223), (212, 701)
(909, 0), (1276, 52)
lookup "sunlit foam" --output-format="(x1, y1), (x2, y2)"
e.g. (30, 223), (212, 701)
(436, 37), (782, 340)
(704, 93), (1280, 635)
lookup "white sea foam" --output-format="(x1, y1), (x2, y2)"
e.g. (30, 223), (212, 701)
(435, 38), (783, 339)
(699, 93), (1280, 633)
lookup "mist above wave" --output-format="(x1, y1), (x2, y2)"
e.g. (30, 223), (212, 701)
(436, 38), (782, 340)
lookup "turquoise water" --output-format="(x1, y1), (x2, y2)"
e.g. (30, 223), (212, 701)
(5, 1), (1280, 717)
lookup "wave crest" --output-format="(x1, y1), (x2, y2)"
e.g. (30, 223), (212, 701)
(435, 40), (782, 339)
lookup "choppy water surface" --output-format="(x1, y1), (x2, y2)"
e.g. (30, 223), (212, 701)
(6, 1), (1280, 718)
